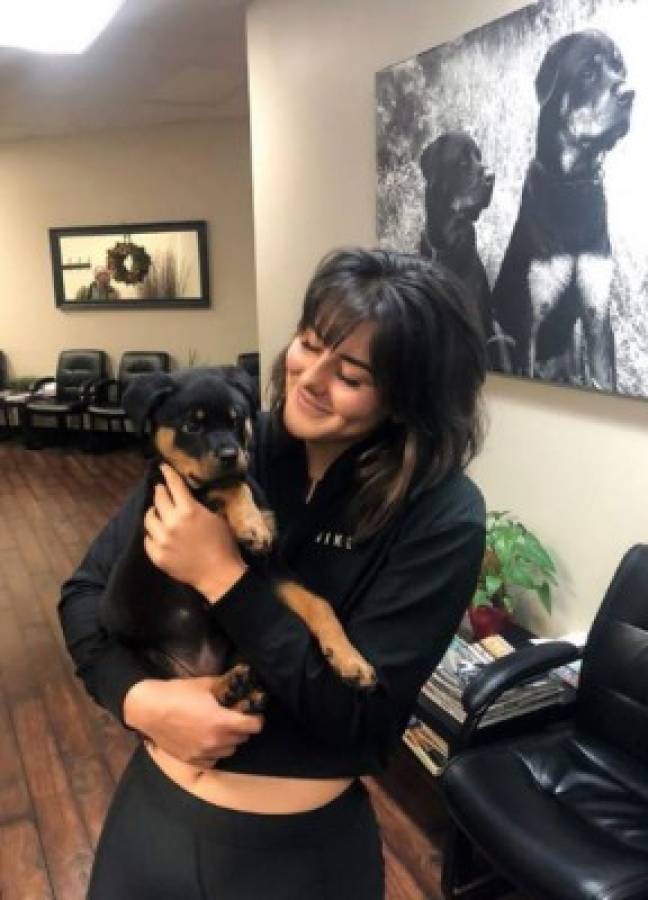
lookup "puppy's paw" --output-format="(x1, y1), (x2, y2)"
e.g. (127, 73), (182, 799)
(212, 663), (254, 706)
(237, 510), (275, 553)
(321, 644), (377, 691)
(237, 688), (267, 715)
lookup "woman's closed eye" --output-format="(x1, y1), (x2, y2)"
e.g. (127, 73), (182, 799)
(337, 371), (362, 388)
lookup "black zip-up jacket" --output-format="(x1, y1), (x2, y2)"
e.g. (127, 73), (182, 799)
(59, 414), (485, 777)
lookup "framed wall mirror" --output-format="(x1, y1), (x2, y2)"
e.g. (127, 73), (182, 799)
(50, 220), (210, 310)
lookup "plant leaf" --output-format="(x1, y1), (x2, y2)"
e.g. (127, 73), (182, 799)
(537, 581), (552, 612)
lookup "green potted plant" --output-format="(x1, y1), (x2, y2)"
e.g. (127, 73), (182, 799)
(469, 511), (557, 639)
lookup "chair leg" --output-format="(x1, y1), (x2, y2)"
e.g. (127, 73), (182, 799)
(23, 410), (42, 450)
(442, 825), (511, 899)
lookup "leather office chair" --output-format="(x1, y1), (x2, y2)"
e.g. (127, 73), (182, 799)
(24, 349), (108, 449)
(236, 351), (260, 409)
(86, 350), (170, 447)
(441, 544), (648, 900)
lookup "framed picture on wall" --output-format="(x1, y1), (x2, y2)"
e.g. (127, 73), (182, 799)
(50, 220), (210, 310)
(376, 0), (647, 399)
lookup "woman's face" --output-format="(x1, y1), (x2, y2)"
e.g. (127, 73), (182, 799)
(283, 321), (386, 447)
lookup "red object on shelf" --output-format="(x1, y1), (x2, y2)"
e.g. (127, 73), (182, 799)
(468, 604), (511, 639)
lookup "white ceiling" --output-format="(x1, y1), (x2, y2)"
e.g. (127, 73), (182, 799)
(0, 0), (249, 142)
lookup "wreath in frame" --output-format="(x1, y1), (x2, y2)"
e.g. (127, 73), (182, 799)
(107, 240), (152, 285)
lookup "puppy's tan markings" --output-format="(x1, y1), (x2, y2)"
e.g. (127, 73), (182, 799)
(156, 426), (217, 484)
(275, 582), (377, 689)
(207, 483), (275, 552)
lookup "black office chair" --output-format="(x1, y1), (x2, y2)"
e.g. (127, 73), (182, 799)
(85, 350), (170, 448)
(23, 349), (108, 449)
(441, 544), (648, 900)
(236, 351), (260, 409)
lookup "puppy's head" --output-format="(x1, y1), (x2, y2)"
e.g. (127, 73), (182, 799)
(420, 131), (494, 220)
(123, 366), (257, 489)
(536, 29), (634, 172)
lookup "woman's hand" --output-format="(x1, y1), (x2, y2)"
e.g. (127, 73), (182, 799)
(123, 677), (263, 766)
(144, 463), (247, 602)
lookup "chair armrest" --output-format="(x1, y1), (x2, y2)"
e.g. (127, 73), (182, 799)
(453, 640), (582, 753)
(29, 376), (55, 393)
(463, 641), (583, 716)
(83, 377), (117, 403)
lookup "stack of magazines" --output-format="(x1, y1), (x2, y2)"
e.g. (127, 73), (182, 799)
(419, 634), (577, 729)
(404, 633), (580, 773)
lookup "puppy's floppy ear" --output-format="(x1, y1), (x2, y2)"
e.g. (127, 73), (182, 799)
(122, 372), (176, 434)
(535, 33), (577, 107)
(226, 366), (259, 413)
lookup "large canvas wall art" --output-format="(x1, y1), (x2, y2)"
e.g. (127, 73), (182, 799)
(376, 0), (648, 398)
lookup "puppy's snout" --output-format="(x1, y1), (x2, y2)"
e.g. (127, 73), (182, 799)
(218, 446), (238, 467)
(616, 85), (635, 108)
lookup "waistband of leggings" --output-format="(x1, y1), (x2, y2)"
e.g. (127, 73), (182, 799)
(131, 744), (370, 848)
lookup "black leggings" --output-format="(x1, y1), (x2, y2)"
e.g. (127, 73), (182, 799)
(88, 746), (385, 899)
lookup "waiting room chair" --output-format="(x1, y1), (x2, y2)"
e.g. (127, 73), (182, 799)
(85, 350), (170, 447)
(23, 349), (108, 449)
(441, 543), (648, 900)
(236, 351), (260, 409)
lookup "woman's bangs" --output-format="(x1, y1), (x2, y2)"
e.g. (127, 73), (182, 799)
(303, 291), (366, 349)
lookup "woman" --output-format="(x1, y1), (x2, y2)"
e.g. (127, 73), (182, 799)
(59, 247), (487, 899)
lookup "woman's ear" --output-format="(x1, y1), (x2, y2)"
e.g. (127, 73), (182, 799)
(122, 373), (176, 434)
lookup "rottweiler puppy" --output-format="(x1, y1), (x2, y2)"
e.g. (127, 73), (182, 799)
(492, 30), (634, 388)
(100, 366), (376, 715)
(419, 132), (496, 347)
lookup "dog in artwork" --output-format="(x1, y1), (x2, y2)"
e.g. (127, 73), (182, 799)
(100, 366), (376, 719)
(419, 131), (496, 344)
(491, 30), (634, 388)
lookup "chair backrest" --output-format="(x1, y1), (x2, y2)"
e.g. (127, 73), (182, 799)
(236, 352), (259, 378)
(118, 351), (170, 394)
(56, 349), (108, 401)
(236, 352), (260, 409)
(0, 351), (6, 389)
(577, 544), (648, 764)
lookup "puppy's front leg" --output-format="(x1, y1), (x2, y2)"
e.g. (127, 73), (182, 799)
(206, 484), (275, 553)
(275, 581), (377, 690)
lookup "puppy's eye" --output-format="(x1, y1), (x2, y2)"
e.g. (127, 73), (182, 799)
(581, 67), (596, 82)
(181, 421), (203, 435)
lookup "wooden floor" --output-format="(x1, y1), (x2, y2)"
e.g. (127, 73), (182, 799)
(0, 439), (448, 899)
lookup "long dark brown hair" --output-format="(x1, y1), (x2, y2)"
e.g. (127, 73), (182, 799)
(269, 247), (486, 540)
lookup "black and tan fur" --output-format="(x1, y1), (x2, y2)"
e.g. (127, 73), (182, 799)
(100, 367), (376, 714)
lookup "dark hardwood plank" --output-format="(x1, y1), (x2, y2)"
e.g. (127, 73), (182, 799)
(365, 774), (444, 899)
(0, 819), (53, 900)
(13, 696), (93, 900)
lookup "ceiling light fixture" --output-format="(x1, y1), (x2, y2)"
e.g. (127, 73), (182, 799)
(0, 0), (125, 54)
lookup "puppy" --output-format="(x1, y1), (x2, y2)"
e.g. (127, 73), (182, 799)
(492, 30), (634, 388)
(100, 366), (376, 719)
(419, 132), (496, 346)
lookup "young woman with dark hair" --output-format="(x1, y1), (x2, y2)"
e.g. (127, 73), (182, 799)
(59, 247), (487, 899)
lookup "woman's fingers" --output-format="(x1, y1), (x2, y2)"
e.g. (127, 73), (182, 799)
(143, 505), (165, 543)
(159, 463), (193, 510)
(152, 480), (175, 519)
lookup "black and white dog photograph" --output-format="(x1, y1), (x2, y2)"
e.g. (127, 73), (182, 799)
(376, 0), (647, 397)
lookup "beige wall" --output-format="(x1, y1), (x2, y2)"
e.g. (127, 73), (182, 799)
(0, 118), (257, 379)
(247, 0), (648, 635)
